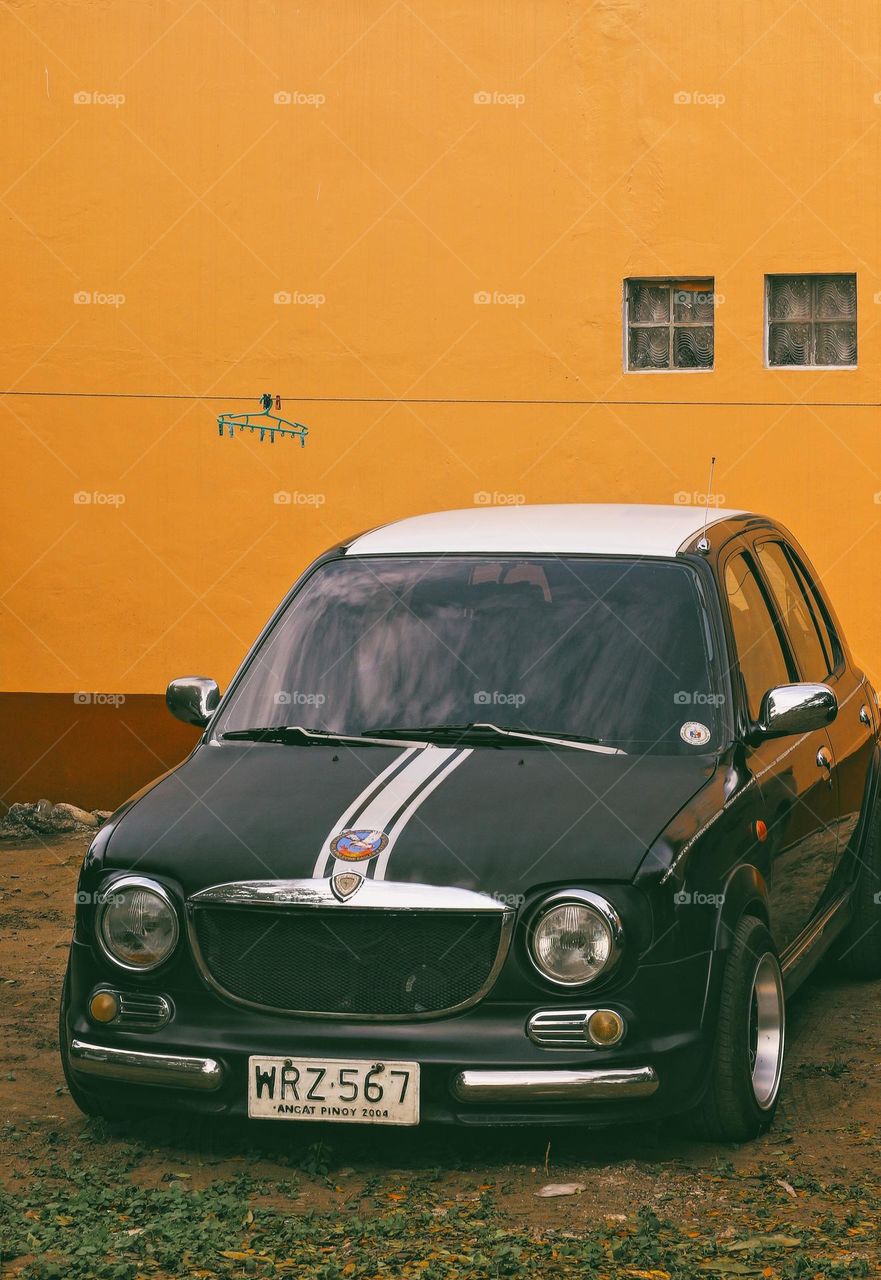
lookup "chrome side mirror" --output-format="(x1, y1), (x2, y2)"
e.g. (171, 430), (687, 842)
(756, 682), (837, 739)
(166, 677), (220, 728)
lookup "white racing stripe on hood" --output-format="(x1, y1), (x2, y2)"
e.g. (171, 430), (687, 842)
(370, 746), (472, 881)
(314, 744), (473, 879)
(312, 747), (417, 877)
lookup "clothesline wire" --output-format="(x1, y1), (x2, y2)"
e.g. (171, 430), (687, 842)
(1, 390), (879, 408)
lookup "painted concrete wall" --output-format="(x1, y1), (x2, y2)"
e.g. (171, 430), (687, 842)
(2, 1), (880, 800)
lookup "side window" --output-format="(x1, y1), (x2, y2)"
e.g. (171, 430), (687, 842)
(724, 553), (792, 721)
(785, 548), (841, 672)
(755, 541), (829, 680)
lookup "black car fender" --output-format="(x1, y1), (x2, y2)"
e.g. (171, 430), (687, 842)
(713, 861), (771, 950)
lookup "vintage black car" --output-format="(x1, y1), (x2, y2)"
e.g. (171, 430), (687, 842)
(61, 504), (881, 1140)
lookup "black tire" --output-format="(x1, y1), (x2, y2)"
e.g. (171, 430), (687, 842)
(686, 914), (785, 1142)
(836, 798), (881, 978)
(58, 968), (134, 1123)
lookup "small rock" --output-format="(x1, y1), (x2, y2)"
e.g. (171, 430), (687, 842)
(5, 803), (36, 828)
(53, 804), (99, 828)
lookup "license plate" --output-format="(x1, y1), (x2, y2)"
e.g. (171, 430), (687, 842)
(247, 1055), (420, 1125)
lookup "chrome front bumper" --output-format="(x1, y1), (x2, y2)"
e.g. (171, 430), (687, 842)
(69, 1040), (657, 1106)
(69, 1039), (223, 1091)
(452, 1065), (659, 1103)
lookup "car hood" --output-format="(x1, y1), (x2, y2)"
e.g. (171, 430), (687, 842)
(103, 740), (716, 896)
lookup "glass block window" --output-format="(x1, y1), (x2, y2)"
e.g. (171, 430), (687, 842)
(766, 274), (857, 367)
(625, 279), (715, 371)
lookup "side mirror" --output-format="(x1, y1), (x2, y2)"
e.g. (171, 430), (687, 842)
(166, 677), (220, 728)
(756, 682), (837, 740)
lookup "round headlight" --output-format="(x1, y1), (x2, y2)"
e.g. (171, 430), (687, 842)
(529, 893), (622, 986)
(98, 878), (179, 971)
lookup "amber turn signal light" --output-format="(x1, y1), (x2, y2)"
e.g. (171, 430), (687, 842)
(89, 990), (120, 1023)
(587, 1009), (625, 1046)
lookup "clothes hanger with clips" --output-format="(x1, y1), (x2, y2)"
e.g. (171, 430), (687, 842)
(217, 394), (308, 445)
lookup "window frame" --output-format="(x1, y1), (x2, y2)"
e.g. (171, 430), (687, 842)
(623, 277), (716, 374)
(764, 273), (858, 371)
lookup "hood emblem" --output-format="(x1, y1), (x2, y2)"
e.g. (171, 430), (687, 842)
(331, 871), (364, 901)
(329, 828), (389, 862)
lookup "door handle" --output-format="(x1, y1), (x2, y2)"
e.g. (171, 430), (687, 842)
(816, 746), (833, 773)
(860, 704), (872, 727)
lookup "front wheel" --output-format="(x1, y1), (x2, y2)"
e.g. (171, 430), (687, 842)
(687, 914), (785, 1142)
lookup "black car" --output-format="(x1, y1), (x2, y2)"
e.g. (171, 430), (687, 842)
(61, 503), (881, 1140)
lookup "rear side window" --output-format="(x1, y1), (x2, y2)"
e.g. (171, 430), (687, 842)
(785, 549), (841, 672)
(755, 541), (829, 681)
(724, 552), (792, 720)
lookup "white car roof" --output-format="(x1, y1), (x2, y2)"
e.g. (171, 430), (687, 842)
(346, 503), (750, 558)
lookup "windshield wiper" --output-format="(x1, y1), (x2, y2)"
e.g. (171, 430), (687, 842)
(363, 722), (626, 754)
(220, 725), (393, 746)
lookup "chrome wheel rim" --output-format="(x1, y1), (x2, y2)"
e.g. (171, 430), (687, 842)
(748, 951), (785, 1110)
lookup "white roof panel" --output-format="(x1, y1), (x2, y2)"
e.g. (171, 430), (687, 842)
(346, 503), (749, 558)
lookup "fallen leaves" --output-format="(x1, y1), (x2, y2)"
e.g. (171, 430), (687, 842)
(534, 1182), (587, 1198)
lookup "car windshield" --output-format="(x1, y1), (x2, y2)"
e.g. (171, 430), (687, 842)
(212, 555), (725, 755)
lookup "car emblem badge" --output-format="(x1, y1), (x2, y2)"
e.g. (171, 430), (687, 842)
(329, 827), (389, 862)
(331, 871), (363, 901)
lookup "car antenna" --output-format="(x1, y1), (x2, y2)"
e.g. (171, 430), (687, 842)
(696, 455), (716, 553)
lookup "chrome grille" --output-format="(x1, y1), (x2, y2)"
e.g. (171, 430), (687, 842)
(187, 880), (513, 1020)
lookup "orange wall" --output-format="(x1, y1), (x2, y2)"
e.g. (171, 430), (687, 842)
(2, 0), (881, 715)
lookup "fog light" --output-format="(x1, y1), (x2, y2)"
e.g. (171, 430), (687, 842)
(587, 1009), (624, 1046)
(89, 990), (120, 1023)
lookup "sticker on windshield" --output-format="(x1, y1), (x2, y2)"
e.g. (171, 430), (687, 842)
(680, 721), (711, 747)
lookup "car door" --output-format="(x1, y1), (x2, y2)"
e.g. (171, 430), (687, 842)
(758, 537), (875, 869)
(720, 544), (839, 951)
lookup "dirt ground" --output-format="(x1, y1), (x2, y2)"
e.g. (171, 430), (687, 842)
(2, 832), (881, 1278)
